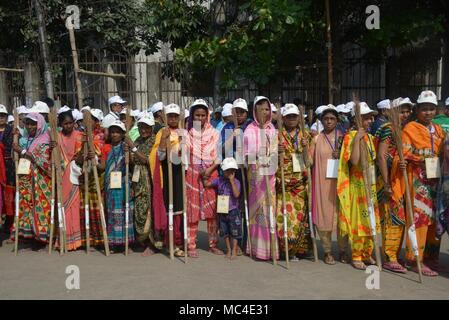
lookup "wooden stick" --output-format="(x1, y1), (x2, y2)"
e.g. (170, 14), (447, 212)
(85, 110), (110, 256)
(277, 113), (290, 269)
(124, 108), (132, 256)
(49, 110), (67, 254)
(76, 68), (126, 78)
(161, 111), (175, 260)
(13, 109), (20, 255)
(179, 103), (188, 263)
(0, 67), (24, 73)
(386, 105), (423, 283)
(231, 107), (252, 258)
(299, 105), (319, 262)
(67, 26), (83, 108)
(82, 111), (90, 254)
(353, 96), (382, 270)
(48, 151), (55, 254)
(257, 107), (277, 266)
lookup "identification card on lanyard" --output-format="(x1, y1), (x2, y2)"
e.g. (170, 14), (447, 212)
(132, 166), (141, 182)
(292, 153), (305, 172)
(17, 158), (31, 175)
(425, 158), (441, 179)
(326, 159), (339, 178)
(217, 195), (230, 214)
(110, 171), (122, 189)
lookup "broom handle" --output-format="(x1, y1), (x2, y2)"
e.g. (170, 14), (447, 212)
(83, 143), (90, 254)
(124, 109), (131, 256)
(179, 103), (188, 263)
(13, 110), (20, 255)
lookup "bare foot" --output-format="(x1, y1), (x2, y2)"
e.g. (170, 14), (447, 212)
(230, 254), (237, 260)
(141, 247), (155, 257)
(225, 251), (231, 259)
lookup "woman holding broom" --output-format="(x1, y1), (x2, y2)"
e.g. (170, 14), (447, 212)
(243, 96), (278, 261)
(11, 112), (51, 251)
(276, 103), (312, 261)
(374, 98), (412, 273)
(391, 90), (444, 276)
(310, 105), (347, 264)
(337, 102), (380, 270)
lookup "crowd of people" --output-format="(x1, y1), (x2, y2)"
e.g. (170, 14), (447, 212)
(0, 89), (448, 278)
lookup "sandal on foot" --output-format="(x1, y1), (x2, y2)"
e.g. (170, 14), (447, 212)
(324, 253), (336, 265)
(363, 257), (376, 266)
(412, 263), (438, 277)
(174, 248), (185, 257)
(383, 261), (407, 274)
(188, 250), (199, 258)
(209, 247), (224, 255)
(352, 260), (367, 270)
(339, 252), (349, 264)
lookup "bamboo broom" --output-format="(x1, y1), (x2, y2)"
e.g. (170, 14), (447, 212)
(353, 97), (382, 270)
(82, 110), (90, 254)
(13, 109), (20, 255)
(276, 112), (290, 269)
(179, 102), (188, 263)
(124, 108), (132, 256)
(386, 104), (423, 283)
(231, 106), (252, 258)
(299, 105), (319, 262)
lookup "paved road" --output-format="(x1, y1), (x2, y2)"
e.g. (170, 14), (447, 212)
(1, 222), (449, 300)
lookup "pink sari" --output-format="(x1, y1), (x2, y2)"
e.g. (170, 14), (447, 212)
(243, 103), (279, 260)
(58, 130), (83, 250)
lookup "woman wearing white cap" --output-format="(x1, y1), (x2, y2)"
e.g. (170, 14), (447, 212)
(0, 105), (15, 236)
(310, 105), (347, 264)
(337, 102), (380, 270)
(390, 90), (444, 276)
(185, 99), (223, 257)
(11, 113), (51, 250)
(276, 104), (312, 261)
(98, 120), (135, 252)
(55, 110), (84, 250)
(102, 95), (126, 130)
(150, 104), (186, 256)
(124, 114), (158, 255)
(243, 96), (279, 261)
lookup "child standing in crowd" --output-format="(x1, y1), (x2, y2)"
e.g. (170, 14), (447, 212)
(203, 157), (241, 259)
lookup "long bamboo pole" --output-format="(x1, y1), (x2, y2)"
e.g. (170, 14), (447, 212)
(82, 110), (90, 254)
(124, 108), (131, 256)
(353, 97), (382, 270)
(48, 149), (55, 254)
(13, 109), (20, 255)
(257, 106), (277, 266)
(277, 113), (290, 268)
(179, 102), (188, 263)
(299, 106), (319, 262)
(231, 107), (252, 258)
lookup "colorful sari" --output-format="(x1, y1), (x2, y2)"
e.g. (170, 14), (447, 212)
(1, 125), (15, 220)
(243, 106), (279, 260)
(57, 130), (83, 250)
(133, 134), (155, 244)
(276, 128), (311, 257)
(12, 113), (51, 243)
(104, 142), (135, 246)
(391, 121), (444, 261)
(80, 127), (106, 246)
(337, 130), (380, 260)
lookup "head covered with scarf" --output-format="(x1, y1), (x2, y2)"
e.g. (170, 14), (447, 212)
(19, 112), (50, 153)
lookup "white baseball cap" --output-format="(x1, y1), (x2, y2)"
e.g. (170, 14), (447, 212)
(119, 108), (140, 118)
(253, 96), (270, 107)
(351, 102), (378, 116)
(221, 157), (238, 171)
(190, 99), (208, 110)
(165, 103), (181, 115)
(137, 114), (155, 127)
(91, 108), (104, 122)
(150, 102), (164, 114)
(221, 103), (233, 117)
(270, 103), (277, 113)
(108, 95), (126, 106)
(7, 115), (14, 123)
(31, 101), (50, 114)
(72, 109), (83, 121)
(101, 115), (116, 128)
(393, 97), (413, 107)
(281, 103), (300, 116)
(185, 109), (190, 119)
(0, 104), (8, 114)
(108, 120), (126, 132)
(345, 101), (355, 113)
(376, 99), (391, 110)
(57, 105), (71, 114)
(315, 105), (328, 115)
(335, 104), (346, 113)
(417, 90), (438, 106)
(320, 104), (338, 116)
(17, 105), (29, 115)
(232, 98), (248, 111)
(445, 97), (449, 107)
